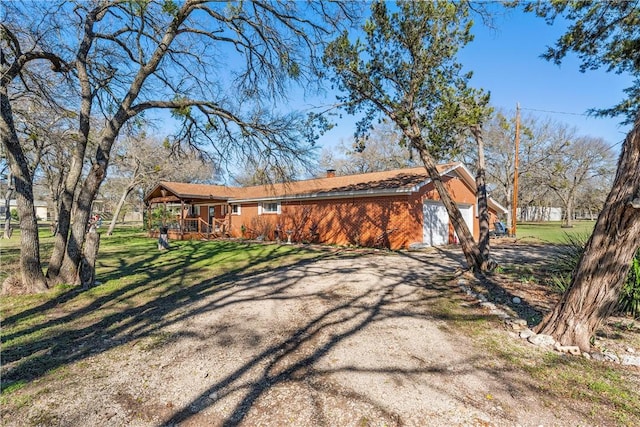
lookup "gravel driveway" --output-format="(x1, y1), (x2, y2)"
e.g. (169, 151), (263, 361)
(8, 245), (581, 426)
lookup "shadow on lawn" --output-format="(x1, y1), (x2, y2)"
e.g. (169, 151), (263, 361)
(1, 242), (607, 425)
(1, 240), (324, 388)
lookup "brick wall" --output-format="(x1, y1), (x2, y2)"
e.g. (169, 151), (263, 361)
(224, 173), (500, 250)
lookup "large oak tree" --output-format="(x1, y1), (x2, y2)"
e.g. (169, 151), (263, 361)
(2, 0), (355, 290)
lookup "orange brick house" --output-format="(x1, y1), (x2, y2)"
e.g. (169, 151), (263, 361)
(144, 162), (507, 250)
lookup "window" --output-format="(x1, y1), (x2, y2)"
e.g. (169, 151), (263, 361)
(259, 201), (280, 215)
(190, 205), (200, 216)
(231, 204), (241, 215)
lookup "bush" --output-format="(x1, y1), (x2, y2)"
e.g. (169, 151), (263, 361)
(618, 253), (640, 316)
(549, 234), (589, 294)
(10, 208), (18, 221)
(551, 234), (640, 316)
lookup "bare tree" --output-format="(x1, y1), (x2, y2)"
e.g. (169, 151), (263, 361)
(325, 121), (418, 175)
(543, 136), (615, 227)
(1, 9), (67, 291)
(2, 1), (357, 289)
(103, 133), (215, 235)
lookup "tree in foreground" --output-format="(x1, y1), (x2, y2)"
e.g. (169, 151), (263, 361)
(323, 0), (493, 271)
(525, 1), (640, 350)
(2, 0), (355, 291)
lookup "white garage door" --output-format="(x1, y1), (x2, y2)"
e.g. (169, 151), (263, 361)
(457, 204), (474, 238)
(423, 202), (449, 246)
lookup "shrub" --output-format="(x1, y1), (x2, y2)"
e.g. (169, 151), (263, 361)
(549, 233), (589, 294)
(551, 234), (640, 316)
(250, 216), (273, 241)
(618, 253), (640, 316)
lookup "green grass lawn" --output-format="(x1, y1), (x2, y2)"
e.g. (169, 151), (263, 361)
(2, 226), (640, 425)
(0, 229), (324, 392)
(515, 220), (596, 244)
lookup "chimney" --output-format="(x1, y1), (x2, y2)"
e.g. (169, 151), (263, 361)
(326, 169), (336, 178)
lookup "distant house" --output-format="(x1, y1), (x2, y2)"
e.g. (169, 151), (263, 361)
(144, 162), (507, 250)
(0, 200), (49, 221)
(518, 206), (563, 222)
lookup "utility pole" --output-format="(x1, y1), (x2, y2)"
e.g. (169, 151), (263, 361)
(512, 103), (520, 237)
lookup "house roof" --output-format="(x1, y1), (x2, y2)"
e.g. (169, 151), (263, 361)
(144, 162), (508, 214)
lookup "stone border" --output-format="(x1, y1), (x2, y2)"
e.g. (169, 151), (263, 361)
(456, 276), (640, 367)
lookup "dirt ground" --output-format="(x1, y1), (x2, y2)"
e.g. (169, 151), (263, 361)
(3, 243), (639, 426)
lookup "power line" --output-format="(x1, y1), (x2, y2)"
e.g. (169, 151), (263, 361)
(520, 106), (627, 150)
(520, 107), (589, 117)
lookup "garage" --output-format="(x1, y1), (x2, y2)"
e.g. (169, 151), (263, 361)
(422, 201), (449, 246)
(423, 202), (475, 246)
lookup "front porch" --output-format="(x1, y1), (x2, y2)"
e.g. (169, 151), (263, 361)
(149, 217), (230, 241)
(144, 182), (239, 242)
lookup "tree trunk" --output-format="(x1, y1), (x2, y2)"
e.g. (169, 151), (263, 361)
(59, 132), (118, 283)
(107, 167), (140, 236)
(46, 132), (89, 281)
(473, 125), (493, 270)
(59, 161), (106, 283)
(3, 171), (14, 239)
(47, 13), (96, 282)
(78, 227), (100, 289)
(107, 177), (137, 236)
(1, 89), (48, 292)
(537, 115), (640, 351)
(565, 196), (574, 227)
(505, 187), (513, 235)
(415, 143), (485, 271)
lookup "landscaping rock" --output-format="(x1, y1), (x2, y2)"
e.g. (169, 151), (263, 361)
(603, 351), (620, 364)
(621, 355), (640, 367)
(519, 329), (535, 340)
(554, 343), (581, 356)
(480, 301), (496, 311)
(495, 311), (511, 320)
(527, 334), (556, 347)
(512, 296), (521, 304)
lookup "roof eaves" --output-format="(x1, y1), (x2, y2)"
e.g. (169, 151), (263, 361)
(488, 198), (509, 214)
(230, 187), (414, 203)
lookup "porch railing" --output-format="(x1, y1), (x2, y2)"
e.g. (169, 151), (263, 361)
(181, 217), (228, 236)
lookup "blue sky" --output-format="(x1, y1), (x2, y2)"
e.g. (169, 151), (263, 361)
(313, 5), (633, 154)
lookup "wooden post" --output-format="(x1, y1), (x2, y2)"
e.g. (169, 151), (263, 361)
(512, 103), (520, 237)
(180, 199), (184, 239)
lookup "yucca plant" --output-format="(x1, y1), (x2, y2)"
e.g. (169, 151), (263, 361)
(618, 251), (640, 316)
(550, 234), (640, 317)
(549, 234), (590, 294)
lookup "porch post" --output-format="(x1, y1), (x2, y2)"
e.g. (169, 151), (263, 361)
(145, 202), (151, 233)
(180, 199), (184, 239)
